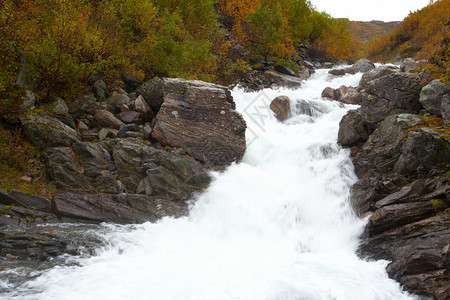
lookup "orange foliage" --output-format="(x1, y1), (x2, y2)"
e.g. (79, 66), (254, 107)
(367, 0), (450, 61)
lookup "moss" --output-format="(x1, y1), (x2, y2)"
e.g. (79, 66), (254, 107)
(163, 146), (172, 151)
(430, 199), (447, 211)
(124, 163), (136, 171)
(405, 116), (449, 140)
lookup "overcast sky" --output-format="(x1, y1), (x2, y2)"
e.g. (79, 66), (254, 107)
(308, 0), (431, 22)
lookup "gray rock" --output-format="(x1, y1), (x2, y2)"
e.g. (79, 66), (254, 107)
(274, 65), (296, 76)
(270, 96), (291, 121)
(93, 80), (107, 99)
(361, 73), (422, 130)
(19, 90), (36, 114)
(321, 87), (337, 99)
(419, 79), (450, 116)
(94, 109), (124, 129)
(134, 95), (155, 122)
(98, 128), (118, 140)
(442, 94), (450, 124)
(137, 77), (164, 114)
(117, 111), (141, 124)
(359, 66), (399, 90)
(48, 98), (69, 115)
(105, 92), (131, 111)
(20, 111), (81, 148)
(338, 109), (369, 147)
(328, 69), (347, 76)
(263, 70), (303, 89)
(346, 59), (376, 74)
(152, 78), (246, 166)
(401, 58), (418, 72)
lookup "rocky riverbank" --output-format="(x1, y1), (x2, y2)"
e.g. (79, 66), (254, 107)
(1, 77), (248, 261)
(337, 62), (449, 299)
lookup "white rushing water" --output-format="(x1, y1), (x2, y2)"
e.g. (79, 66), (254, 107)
(1, 69), (416, 300)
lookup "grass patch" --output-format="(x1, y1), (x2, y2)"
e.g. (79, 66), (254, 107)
(0, 123), (52, 196)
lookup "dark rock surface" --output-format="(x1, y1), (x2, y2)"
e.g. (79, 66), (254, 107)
(335, 61), (450, 299)
(263, 70), (303, 89)
(152, 78), (246, 166)
(419, 79), (450, 117)
(337, 109), (369, 147)
(360, 73), (423, 130)
(343, 113), (449, 299)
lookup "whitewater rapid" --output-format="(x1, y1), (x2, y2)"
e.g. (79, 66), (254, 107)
(0, 69), (416, 300)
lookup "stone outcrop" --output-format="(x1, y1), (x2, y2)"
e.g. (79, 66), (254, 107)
(336, 59), (450, 299)
(360, 73), (423, 130)
(328, 59), (376, 76)
(262, 70), (303, 89)
(419, 79), (450, 117)
(337, 109), (369, 147)
(151, 78), (246, 166)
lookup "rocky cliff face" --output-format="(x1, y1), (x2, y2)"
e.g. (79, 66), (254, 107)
(338, 62), (449, 300)
(1, 77), (247, 260)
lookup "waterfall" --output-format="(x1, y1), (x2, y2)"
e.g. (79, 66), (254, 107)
(0, 69), (416, 300)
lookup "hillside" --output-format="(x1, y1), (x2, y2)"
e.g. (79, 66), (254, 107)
(351, 21), (400, 42)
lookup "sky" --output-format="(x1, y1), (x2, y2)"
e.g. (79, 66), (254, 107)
(308, 0), (431, 22)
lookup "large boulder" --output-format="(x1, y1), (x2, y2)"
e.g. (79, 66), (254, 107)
(263, 70), (303, 89)
(359, 65), (399, 90)
(20, 110), (81, 148)
(346, 59), (376, 74)
(270, 96), (291, 121)
(419, 79), (450, 116)
(360, 73), (423, 130)
(337, 109), (369, 147)
(349, 112), (450, 299)
(152, 78), (246, 166)
(137, 77), (164, 114)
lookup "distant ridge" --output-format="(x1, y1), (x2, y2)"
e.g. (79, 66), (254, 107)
(351, 20), (401, 42)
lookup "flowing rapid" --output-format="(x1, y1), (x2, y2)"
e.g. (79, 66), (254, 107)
(0, 69), (416, 300)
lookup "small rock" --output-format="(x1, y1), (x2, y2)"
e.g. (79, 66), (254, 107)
(49, 98), (69, 115)
(321, 87), (337, 100)
(93, 80), (107, 99)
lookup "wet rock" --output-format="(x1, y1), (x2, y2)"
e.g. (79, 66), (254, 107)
(338, 109), (369, 147)
(20, 111), (81, 148)
(270, 96), (291, 121)
(419, 79), (450, 116)
(152, 78), (246, 166)
(349, 177), (380, 216)
(328, 69), (347, 76)
(346, 59), (376, 74)
(336, 86), (361, 104)
(274, 65), (296, 76)
(321, 87), (337, 99)
(263, 70), (303, 89)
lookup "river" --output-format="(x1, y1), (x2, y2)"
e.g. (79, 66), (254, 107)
(0, 68), (416, 300)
